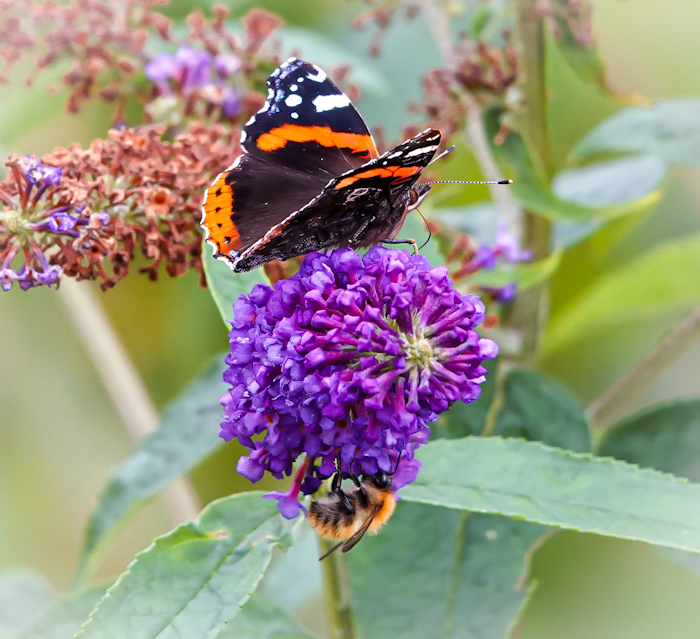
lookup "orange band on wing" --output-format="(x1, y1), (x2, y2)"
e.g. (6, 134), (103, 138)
(202, 173), (241, 255)
(256, 125), (378, 158)
(333, 166), (420, 190)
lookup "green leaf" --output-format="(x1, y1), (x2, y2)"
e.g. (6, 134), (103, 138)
(76, 493), (298, 639)
(400, 436), (700, 553)
(493, 370), (591, 452)
(348, 503), (545, 639)
(552, 155), (667, 208)
(598, 400), (700, 482)
(217, 592), (315, 639)
(484, 109), (661, 221)
(202, 239), (269, 324)
(0, 571), (53, 638)
(598, 401), (700, 578)
(548, 0), (611, 92)
(14, 585), (107, 639)
(543, 234), (700, 358)
(77, 354), (227, 582)
(572, 98), (700, 166)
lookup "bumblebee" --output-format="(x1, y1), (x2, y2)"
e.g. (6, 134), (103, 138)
(308, 464), (397, 560)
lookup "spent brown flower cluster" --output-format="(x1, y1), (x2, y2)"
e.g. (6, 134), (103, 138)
(0, 0), (172, 113)
(0, 122), (241, 290)
(352, 0), (421, 56)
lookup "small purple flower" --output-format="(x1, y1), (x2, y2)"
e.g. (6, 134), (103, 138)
(477, 282), (518, 304)
(466, 220), (532, 272)
(21, 156), (62, 187)
(221, 247), (498, 516)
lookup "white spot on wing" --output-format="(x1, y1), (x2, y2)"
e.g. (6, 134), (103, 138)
(306, 67), (327, 82)
(291, 112), (299, 119)
(246, 116), (255, 126)
(285, 94), (303, 107)
(312, 93), (351, 112)
(260, 100), (271, 112)
(240, 130), (247, 144)
(405, 145), (439, 158)
(297, 77), (304, 83)
(290, 84), (298, 91)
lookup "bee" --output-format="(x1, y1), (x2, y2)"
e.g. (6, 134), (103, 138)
(308, 458), (400, 560)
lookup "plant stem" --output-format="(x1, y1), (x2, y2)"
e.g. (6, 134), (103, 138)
(318, 539), (357, 639)
(511, 0), (553, 362)
(58, 278), (200, 524)
(588, 305), (700, 426)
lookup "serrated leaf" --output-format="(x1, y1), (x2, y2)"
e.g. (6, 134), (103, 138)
(76, 493), (297, 639)
(598, 401), (700, 577)
(217, 592), (315, 639)
(543, 234), (700, 358)
(77, 354), (227, 582)
(484, 109), (660, 221)
(572, 98), (700, 166)
(494, 370), (591, 452)
(202, 239), (269, 324)
(400, 436), (700, 553)
(552, 155), (667, 208)
(14, 585), (107, 639)
(0, 571), (53, 638)
(347, 503), (545, 639)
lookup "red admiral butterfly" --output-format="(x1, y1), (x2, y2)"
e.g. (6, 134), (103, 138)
(202, 58), (507, 272)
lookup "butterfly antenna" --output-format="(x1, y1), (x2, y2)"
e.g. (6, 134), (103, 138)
(416, 208), (432, 250)
(423, 178), (514, 185)
(428, 144), (456, 165)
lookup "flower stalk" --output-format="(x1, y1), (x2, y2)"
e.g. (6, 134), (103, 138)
(319, 538), (357, 639)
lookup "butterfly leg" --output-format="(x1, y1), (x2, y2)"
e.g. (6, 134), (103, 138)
(380, 237), (418, 255)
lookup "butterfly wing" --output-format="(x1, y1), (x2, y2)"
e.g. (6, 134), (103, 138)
(243, 58), (379, 177)
(202, 57), (379, 266)
(230, 129), (441, 271)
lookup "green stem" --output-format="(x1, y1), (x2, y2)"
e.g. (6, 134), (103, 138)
(319, 539), (357, 639)
(512, 0), (553, 362)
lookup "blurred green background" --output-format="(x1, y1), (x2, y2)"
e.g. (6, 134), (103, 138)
(2, 0), (700, 637)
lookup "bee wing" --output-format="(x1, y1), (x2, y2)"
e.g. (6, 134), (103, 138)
(340, 504), (381, 554)
(318, 540), (345, 561)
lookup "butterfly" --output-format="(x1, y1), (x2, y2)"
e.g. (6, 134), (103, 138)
(200, 57), (446, 272)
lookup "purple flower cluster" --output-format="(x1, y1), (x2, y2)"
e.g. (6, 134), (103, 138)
(221, 247), (498, 517)
(145, 45), (242, 116)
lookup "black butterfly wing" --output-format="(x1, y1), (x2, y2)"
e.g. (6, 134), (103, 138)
(242, 58), (379, 177)
(231, 129), (441, 271)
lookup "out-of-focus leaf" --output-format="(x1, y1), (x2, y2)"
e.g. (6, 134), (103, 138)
(76, 493), (298, 639)
(431, 203), (503, 244)
(467, 250), (562, 292)
(77, 354), (227, 582)
(549, 0), (611, 92)
(494, 370), (591, 452)
(543, 234), (700, 358)
(217, 592), (315, 639)
(401, 436), (700, 553)
(0, 571), (53, 638)
(202, 239), (269, 324)
(14, 585), (106, 639)
(552, 155), (667, 208)
(598, 400), (700, 578)
(598, 400), (700, 482)
(399, 212), (444, 268)
(348, 503), (545, 639)
(484, 109), (661, 221)
(572, 98), (700, 166)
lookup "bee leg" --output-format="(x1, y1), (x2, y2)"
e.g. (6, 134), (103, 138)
(331, 471), (343, 493)
(348, 473), (362, 488)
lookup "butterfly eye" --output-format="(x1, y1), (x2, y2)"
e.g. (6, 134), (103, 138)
(408, 189), (419, 206)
